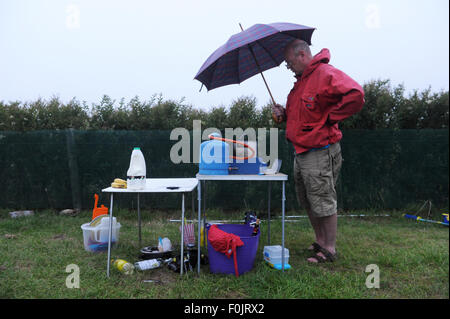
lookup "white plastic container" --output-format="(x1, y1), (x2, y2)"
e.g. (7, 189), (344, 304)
(158, 237), (172, 252)
(81, 217), (121, 252)
(263, 245), (289, 266)
(127, 147), (146, 190)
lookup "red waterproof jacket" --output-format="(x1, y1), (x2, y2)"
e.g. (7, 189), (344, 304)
(285, 49), (365, 154)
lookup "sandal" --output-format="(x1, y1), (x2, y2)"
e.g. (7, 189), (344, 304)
(308, 247), (337, 263)
(307, 242), (322, 253)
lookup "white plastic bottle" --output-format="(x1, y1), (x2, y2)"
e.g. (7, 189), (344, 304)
(158, 237), (172, 252)
(134, 259), (161, 271)
(127, 147), (146, 190)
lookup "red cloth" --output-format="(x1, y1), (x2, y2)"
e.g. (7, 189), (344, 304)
(208, 224), (244, 277)
(285, 48), (365, 154)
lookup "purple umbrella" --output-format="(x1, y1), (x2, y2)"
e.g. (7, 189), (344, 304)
(194, 22), (315, 104)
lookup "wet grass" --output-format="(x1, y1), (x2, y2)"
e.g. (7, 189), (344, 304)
(0, 208), (448, 299)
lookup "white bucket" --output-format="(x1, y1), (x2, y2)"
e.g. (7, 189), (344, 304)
(81, 217), (121, 252)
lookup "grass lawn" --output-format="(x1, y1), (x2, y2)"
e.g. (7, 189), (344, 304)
(0, 208), (448, 299)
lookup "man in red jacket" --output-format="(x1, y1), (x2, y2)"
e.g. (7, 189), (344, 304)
(272, 39), (364, 263)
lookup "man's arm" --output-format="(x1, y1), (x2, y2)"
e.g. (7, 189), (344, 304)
(322, 67), (365, 125)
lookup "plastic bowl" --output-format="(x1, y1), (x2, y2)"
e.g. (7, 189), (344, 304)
(140, 246), (174, 260)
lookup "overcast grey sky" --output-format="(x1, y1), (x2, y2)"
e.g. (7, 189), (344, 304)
(0, 0), (448, 110)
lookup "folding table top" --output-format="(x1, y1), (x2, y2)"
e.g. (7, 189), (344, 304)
(196, 173), (288, 181)
(102, 178), (198, 193)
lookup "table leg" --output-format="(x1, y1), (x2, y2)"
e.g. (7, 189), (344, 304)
(267, 182), (271, 246)
(107, 193), (114, 278)
(197, 182), (201, 274)
(137, 193), (141, 247)
(202, 180), (207, 251)
(192, 191), (195, 218)
(282, 181), (286, 272)
(180, 193), (185, 276)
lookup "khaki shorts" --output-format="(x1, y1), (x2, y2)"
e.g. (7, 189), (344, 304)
(294, 142), (342, 217)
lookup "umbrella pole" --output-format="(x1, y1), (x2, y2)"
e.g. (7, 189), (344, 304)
(239, 23), (277, 106)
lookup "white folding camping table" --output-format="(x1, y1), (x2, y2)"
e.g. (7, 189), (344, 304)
(102, 178), (198, 277)
(196, 173), (288, 273)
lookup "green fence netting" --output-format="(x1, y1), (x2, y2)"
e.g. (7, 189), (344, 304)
(0, 129), (448, 214)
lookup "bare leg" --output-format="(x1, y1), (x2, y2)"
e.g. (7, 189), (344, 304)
(306, 209), (325, 249)
(321, 213), (337, 254)
(308, 213), (337, 262)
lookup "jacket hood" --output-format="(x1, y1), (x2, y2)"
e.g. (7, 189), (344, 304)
(298, 48), (330, 79)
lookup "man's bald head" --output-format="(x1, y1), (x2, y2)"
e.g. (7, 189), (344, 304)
(284, 39), (313, 75)
(284, 39), (312, 57)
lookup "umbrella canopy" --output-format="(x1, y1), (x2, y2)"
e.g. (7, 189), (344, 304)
(194, 22), (315, 91)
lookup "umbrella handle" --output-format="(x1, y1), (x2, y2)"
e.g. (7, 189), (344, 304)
(239, 23), (277, 106)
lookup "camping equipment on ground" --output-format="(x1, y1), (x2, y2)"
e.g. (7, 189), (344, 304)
(403, 214), (449, 226)
(403, 200), (448, 226)
(199, 133), (267, 175)
(140, 246), (173, 260)
(81, 216), (121, 252)
(443, 214), (449, 225)
(194, 22), (315, 105)
(251, 218), (260, 236)
(158, 237), (172, 252)
(207, 223), (259, 277)
(92, 193), (108, 220)
(263, 245), (291, 270)
(244, 211), (258, 226)
(166, 243), (199, 273)
(134, 259), (162, 271)
(179, 218), (196, 246)
(111, 258), (134, 275)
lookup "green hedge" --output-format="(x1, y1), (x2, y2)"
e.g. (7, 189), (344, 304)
(1, 80), (448, 131)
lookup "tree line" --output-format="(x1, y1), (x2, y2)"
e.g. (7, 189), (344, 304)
(0, 79), (448, 131)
